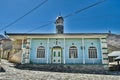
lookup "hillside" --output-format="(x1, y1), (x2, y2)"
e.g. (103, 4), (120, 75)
(107, 34), (120, 53)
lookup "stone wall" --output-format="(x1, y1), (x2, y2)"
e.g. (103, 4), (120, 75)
(15, 64), (109, 73)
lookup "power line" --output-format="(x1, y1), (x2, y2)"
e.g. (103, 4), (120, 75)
(64, 0), (106, 18)
(26, 0), (106, 32)
(27, 21), (53, 32)
(0, 0), (48, 31)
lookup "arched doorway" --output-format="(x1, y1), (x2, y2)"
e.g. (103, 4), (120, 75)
(52, 46), (62, 64)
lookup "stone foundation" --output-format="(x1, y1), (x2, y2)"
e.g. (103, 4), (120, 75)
(15, 64), (109, 73)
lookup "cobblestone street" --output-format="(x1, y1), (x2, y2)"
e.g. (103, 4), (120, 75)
(0, 60), (120, 80)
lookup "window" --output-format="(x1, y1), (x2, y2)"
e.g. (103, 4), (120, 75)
(58, 51), (60, 57)
(69, 46), (78, 58)
(37, 46), (45, 58)
(54, 51), (56, 57)
(88, 46), (97, 58)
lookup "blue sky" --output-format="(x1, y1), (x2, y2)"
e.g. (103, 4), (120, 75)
(0, 0), (120, 34)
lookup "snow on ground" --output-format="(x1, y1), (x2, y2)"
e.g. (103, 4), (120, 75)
(0, 60), (120, 80)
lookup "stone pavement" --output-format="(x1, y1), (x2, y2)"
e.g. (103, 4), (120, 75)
(0, 59), (120, 80)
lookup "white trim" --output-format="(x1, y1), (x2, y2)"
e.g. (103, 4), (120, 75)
(36, 46), (45, 58)
(82, 38), (85, 64)
(56, 23), (63, 26)
(20, 40), (23, 64)
(28, 38), (31, 63)
(21, 51), (24, 64)
(52, 48), (62, 63)
(47, 38), (49, 64)
(100, 38), (103, 64)
(69, 46), (78, 58)
(12, 35), (107, 39)
(35, 43), (46, 63)
(64, 38), (65, 64)
(21, 39), (24, 49)
(88, 46), (98, 59)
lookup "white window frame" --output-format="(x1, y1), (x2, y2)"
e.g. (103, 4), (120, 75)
(88, 46), (97, 59)
(36, 46), (45, 58)
(69, 46), (78, 58)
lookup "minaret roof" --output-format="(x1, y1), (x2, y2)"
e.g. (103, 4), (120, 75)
(56, 16), (64, 20)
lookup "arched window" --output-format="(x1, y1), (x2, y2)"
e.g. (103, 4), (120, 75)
(69, 46), (78, 58)
(88, 46), (97, 58)
(37, 46), (45, 58)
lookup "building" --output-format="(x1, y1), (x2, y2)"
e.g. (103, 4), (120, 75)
(6, 16), (109, 70)
(0, 35), (12, 60)
(108, 51), (120, 66)
(108, 51), (120, 62)
(108, 51), (120, 71)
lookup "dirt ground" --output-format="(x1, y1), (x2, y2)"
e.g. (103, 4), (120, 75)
(0, 59), (120, 80)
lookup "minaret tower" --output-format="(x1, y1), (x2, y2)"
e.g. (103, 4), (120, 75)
(55, 16), (64, 34)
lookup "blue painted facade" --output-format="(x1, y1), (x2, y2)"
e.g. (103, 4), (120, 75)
(29, 38), (103, 64)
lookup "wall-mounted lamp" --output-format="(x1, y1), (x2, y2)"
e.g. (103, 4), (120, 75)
(91, 42), (93, 45)
(72, 43), (74, 45)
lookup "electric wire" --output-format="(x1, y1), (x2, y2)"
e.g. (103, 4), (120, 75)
(0, 0), (48, 31)
(64, 0), (106, 19)
(27, 21), (54, 32)
(27, 0), (106, 32)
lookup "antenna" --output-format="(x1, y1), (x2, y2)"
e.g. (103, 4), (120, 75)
(59, 12), (61, 16)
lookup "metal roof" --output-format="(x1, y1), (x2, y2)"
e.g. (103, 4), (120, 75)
(6, 33), (108, 36)
(115, 56), (120, 60)
(0, 35), (6, 40)
(0, 34), (11, 41)
(108, 51), (120, 57)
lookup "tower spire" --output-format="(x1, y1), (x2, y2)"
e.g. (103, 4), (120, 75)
(55, 16), (64, 34)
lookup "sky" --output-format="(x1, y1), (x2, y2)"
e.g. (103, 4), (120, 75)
(0, 0), (120, 34)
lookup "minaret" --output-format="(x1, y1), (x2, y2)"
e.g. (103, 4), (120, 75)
(55, 16), (64, 34)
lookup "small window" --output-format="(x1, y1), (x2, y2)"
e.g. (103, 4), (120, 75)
(69, 46), (78, 58)
(88, 46), (97, 59)
(58, 51), (60, 57)
(54, 51), (56, 57)
(37, 46), (45, 58)
(58, 60), (60, 62)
